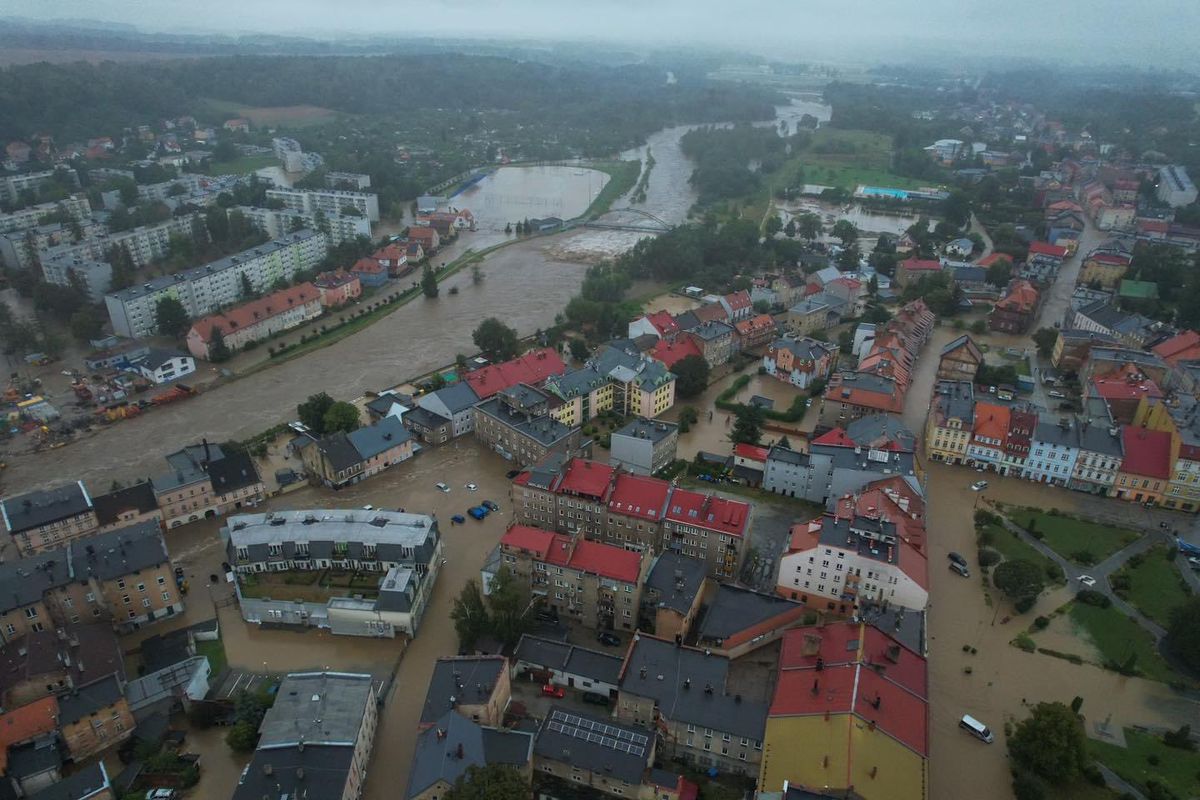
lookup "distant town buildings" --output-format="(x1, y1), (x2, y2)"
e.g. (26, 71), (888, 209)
(1157, 165), (1198, 208)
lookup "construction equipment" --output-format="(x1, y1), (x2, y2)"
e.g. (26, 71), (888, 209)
(150, 384), (198, 406)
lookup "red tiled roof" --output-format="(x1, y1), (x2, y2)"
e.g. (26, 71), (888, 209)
(976, 253), (1010, 268)
(824, 383), (904, 415)
(1091, 363), (1162, 401)
(650, 336), (703, 369)
(665, 488), (750, 537)
(693, 303), (729, 323)
(829, 276), (862, 290)
(189, 282), (320, 344)
(1087, 252), (1132, 265)
(558, 459), (615, 499)
(973, 402), (1011, 441)
(464, 348), (567, 399)
(1152, 331), (1200, 366)
(723, 290), (752, 311)
(314, 269), (358, 289)
(899, 257), (941, 272)
(734, 314), (775, 336)
(786, 519), (823, 552)
(646, 311), (679, 337)
(500, 525), (556, 559)
(372, 244), (407, 262)
(995, 280), (1039, 313)
(351, 257), (385, 274)
(561, 538), (643, 584)
(733, 443), (769, 462)
(607, 474), (671, 521)
(1138, 219), (1169, 234)
(0, 696), (59, 773)
(1121, 427), (1172, 480)
(812, 428), (854, 447)
(1028, 241), (1068, 259)
(407, 227), (437, 241)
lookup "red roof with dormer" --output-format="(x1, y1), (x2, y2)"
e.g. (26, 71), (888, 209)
(664, 488), (750, 538)
(607, 473), (670, 521)
(558, 458), (615, 500)
(465, 347), (567, 399)
(646, 310), (679, 337)
(733, 443), (769, 462)
(723, 290), (752, 312)
(650, 336), (703, 368)
(734, 314), (775, 337)
(351, 257), (386, 275)
(189, 282), (320, 344)
(1152, 331), (1200, 366)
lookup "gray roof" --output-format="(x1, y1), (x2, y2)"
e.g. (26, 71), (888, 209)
(311, 432), (361, 473)
(673, 311), (700, 331)
(766, 444), (807, 466)
(769, 336), (836, 362)
(1075, 422), (1124, 456)
(232, 744), (354, 800)
(789, 292), (846, 316)
(546, 367), (609, 399)
(818, 517), (900, 566)
(429, 381), (481, 414)
(1033, 421), (1079, 449)
(6, 736), (62, 779)
(933, 380), (975, 424)
(57, 674), (124, 725)
(861, 603), (926, 657)
(207, 450), (263, 495)
(512, 635), (623, 686)
(474, 397), (575, 447)
(689, 320), (734, 341)
(952, 266), (988, 284)
(91, 482), (157, 526)
(534, 707), (650, 784)
(26, 762), (109, 800)
(258, 672), (373, 748)
(0, 624), (124, 699)
(407, 712), (532, 799)
(348, 416), (411, 460)
(420, 656), (507, 725)
(697, 585), (803, 642)
(154, 443), (226, 492)
(643, 552), (707, 615)
(621, 636), (768, 739)
(225, 509), (437, 552)
(403, 406), (450, 429)
(135, 347), (191, 371)
(613, 417), (678, 445)
(500, 383), (549, 412)
(1, 481), (92, 534)
(845, 414), (916, 452)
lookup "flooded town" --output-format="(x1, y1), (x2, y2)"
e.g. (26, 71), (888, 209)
(0, 9), (1199, 800)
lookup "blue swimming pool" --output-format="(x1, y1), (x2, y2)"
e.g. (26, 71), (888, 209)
(859, 186), (911, 199)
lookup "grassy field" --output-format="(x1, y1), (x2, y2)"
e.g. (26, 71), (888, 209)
(1113, 546), (1192, 623)
(978, 521), (1061, 579)
(779, 128), (928, 191)
(209, 155), (278, 175)
(1068, 602), (1177, 684)
(201, 98), (340, 128)
(1006, 509), (1139, 565)
(1090, 728), (1200, 799)
(195, 638), (228, 677)
(582, 159), (641, 219)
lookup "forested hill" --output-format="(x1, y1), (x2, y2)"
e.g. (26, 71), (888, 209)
(0, 55), (781, 143)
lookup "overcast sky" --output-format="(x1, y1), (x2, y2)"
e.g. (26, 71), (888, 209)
(3, 0), (1196, 68)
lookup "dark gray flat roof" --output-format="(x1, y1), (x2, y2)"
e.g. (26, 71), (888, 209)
(534, 706), (650, 784)
(420, 656), (507, 725)
(1, 481), (92, 534)
(698, 585), (802, 641)
(644, 552), (707, 615)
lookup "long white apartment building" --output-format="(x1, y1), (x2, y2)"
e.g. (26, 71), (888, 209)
(0, 194), (91, 235)
(0, 217), (108, 271)
(1158, 165), (1198, 208)
(18, 215), (198, 278)
(0, 168), (79, 204)
(135, 173), (206, 203)
(41, 256), (113, 302)
(104, 229), (328, 338)
(236, 205), (372, 245)
(266, 187), (380, 222)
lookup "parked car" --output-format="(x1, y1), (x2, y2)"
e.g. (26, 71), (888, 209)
(597, 631), (621, 647)
(582, 692), (610, 706)
(1188, 556), (1200, 571)
(541, 684), (565, 698)
(948, 552), (967, 567)
(506, 470), (521, 479)
(362, 504), (374, 511)
(465, 483), (478, 491)
(1047, 390), (1066, 399)
(145, 791), (177, 800)
(482, 500), (499, 512)
(971, 481), (988, 491)
(450, 515), (466, 525)
(950, 562), (970, 577)
(535, 610), (557, 622)
(436, 482), (450, 493)
(468, 506), (488, 520)
(1078, 575), (1097, 587)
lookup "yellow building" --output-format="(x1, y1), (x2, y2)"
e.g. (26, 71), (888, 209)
(925, 381), (974, 465)
(1133, 397), (1200, 512)
(760, 622), (928, 800)
(1079, 252), (1131, 289)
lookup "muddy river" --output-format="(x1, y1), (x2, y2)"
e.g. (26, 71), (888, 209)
(453, 165), (610, 230)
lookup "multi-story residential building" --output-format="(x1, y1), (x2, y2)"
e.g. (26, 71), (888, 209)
(1114, 427), (1172, 505)
(409, 710), (532, 800)
(57, 674), (135, 761)
(34, 215), (197, 277)
(326, 172), (372, 190)
(686, 321), (736, 367)
(936, 335), (982, 382)
(474, 384), (582, 468)
(185, 282), (323, 359)
(818, 372), (904, 429)
(232, 672), (378, 800)
(893, 257), (942, 288)
(92, 482), (162, 532)
(1089, 362), (1164, 425)
(511, 457), (752, 579)
(2, 481), (98, 556)
(464, 347), (567, 400)
(618, 635), (766, 775)
(0, 521), (183, 642)
(1070, 422), (1124, 497)
(40, 255), (114, 302)
(546, 348), (677, 426)
(419, 655), (511, 729)
(1025, 420), (1082, 485)
(989, 279), (1039, 334)
(313, 269), (363, 307)
(0, 623), (125, 708)
(762, 336), (839, 389)
(0, 168), (79, 205)
(734, 314), (777, 352)
(1080, 249), (1133, 289)
(545, 367), (615, 428)
(151, 442), (265, 529)
(0, 195), (91, 235)
(402, 406), (453, 445)
(266, 187), (380, 222)
(1053, 328), (1118, 372)
(416, 381), (481, 438)
(1000, 406), (1036, 476)
(300, 416), (414, 489)
(608, 418), (678, 476)
(494, 525), (649, 631)
(226, 509), (443, 638)
(925, 381), (974, 464)
(534, 707), (654, 798)
(1157, 165), (1198, 208)
(760, 621), (928, 800)
(1133, 396), (1200, 512)
(1023, 241), (1068, 282)
(104, 229), (327, 338)
(785, 293), (847, 336)
(236, 204), (372, 245)
(641, 552), (709, 640)
(967, 402), (1009, 471)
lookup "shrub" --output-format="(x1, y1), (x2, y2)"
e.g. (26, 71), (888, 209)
(974, 509), (1000, 527)
(1011, 770), (1045, 800)
(1083, 765), (1105, 786)
(1014, 596), (1036, 614)
(1033, 616), (1049, 630)
(1076, 589), (1111, 608)
(978, 548), (1001, 567)
(1163, 724), (1195, 751)
(1015, 633), (1036, 652)
(1110, 574), (1131, 591)
(1147, 754), (1160, 766)
(1070, 550), (1095, 565)
(1045, 562), (1064, 582)
(978, 527), (996, 546)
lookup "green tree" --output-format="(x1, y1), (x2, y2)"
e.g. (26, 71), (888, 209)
(444, 764), (529, 800)
(796, 213), (822, 240)
(985, 256), (1013, 287)
(208, 326), (232, 362)
(322, 401), (361, 434)
(677, 406), (699, 433)
(240, 272), (255, 300)
(832, 219), (858, 246)
(1008, 702), (1087, 784)
(297, 392), (335, 434)
(764, 215), (783, 238)
(488, 566), (532, 648)
(154, 296), (189, 338)
(730, 405), (764, 445)
(1032, 328), (1058, 358)
(68, 306), (104, 342)
(451, 579), (489, 650)
(1166, 596), (1200, 673)
(992, 559), (1046, 606)
(421, 264), (439, 298)
(970, 319), (987, 335)
(473, 317), (520, 361)
(569, 338), (591, 362)
(225, 721), (258, 753)
(672, 354), (710, 399)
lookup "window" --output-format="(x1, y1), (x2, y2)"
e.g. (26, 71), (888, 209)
(142, 598), (152, 608)
(157, 576), (166, 585)
(122, 595), (131, 605)
(117, 579), (126, 590)
(136, 583), (145, 592)
(85, 592), (96, 603)
(4, 624), (14, 636)
(30, 622), (43, 633)
(162, 592), (172, 602)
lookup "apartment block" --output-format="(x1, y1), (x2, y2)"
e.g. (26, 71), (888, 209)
(104, 229), (327, 338)
(236, 204), (372, 245)
(2, 481), (98, 556)
(0, 194), (91, 235)
(151, 443), (265, 529)
(266, 187), (380, 222)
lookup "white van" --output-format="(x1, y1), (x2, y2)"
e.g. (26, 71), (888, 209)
(960, 714), (994, 743)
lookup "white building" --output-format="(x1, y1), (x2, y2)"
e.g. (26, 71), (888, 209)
(131, 348), (196, 384)
(0, 168), (79, 205)
(0, 194), (91, 235)
(135, 173), (205, 203)
(236, 205), (371, 245)
(1157, 165), (1198, 208)
(923, 139), (965, 164)
(41, 256), (113, 301)
(325, 171), (371, 189)
(272, 137), (305, 173)
(266, 187), (380, 222)
(104, 229), (328, 338)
